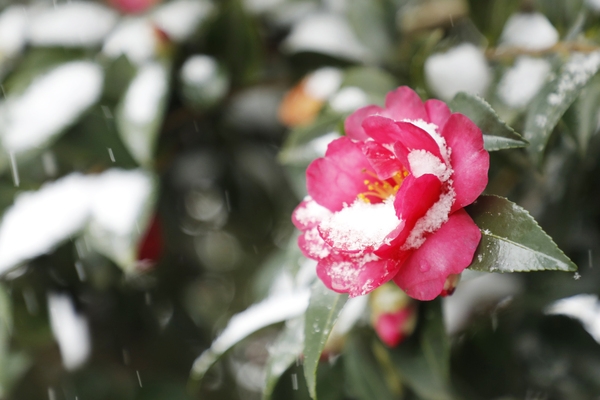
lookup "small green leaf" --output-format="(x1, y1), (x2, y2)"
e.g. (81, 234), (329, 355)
(449, 92), (528, 151)
(344, 332), (399, 400)
(263, 317), (304, 400)
(524, 51), (600, 165)
(467, 195), (577, 273)
(345, 0), (394, 64)
(303, 280), (348, 400)
(390, 299), (452, 400)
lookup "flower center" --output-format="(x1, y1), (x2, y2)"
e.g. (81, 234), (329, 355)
(358, 170), (408, 203)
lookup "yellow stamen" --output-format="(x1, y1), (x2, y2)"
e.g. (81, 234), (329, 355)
(358, 170), (408, 203)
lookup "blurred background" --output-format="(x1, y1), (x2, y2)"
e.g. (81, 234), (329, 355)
(1, 0), (600, 399)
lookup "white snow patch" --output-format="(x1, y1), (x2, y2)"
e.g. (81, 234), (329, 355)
(102, 17), (156, 65)
(28, 2), (117, 47)
(152, 0), (213, 42)
(329, 86), (369, 112)
(181, 55), (218, 85)
(0, 169), (153, 276)
(320, 197), (399, 252)
(0, 61), (103, 153)
(283, 12), (371, 61)
(545, 294), (600, 343)
(403, 119), (451, 163)
(498, 56), (552, 108)
(407, 150), (450, 181)
(48, 293), (90, 370)
(0, 6), (28, 58)
(424, 43), (491, 101)
(89, 169), (153, 237)
(303, 227), (330, 259)
(0, 174), (91, 274)
(500, 13), (558, 51)
(124, 62), (168, 125)
(304, 67), (343, 100)
(295, 197), (332, 227)
(402, 187), (455, 250)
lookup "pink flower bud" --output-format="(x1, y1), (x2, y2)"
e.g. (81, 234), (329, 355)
(369, 283), (417, 347)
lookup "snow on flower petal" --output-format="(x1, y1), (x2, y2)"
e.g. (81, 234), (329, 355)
(292, 86), (488, 300)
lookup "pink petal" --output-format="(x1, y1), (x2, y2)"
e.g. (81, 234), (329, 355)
(393, 209), (481, 301)
(362, 141), (404, 180)
(424, 99), (451, 129)
(441, 114), (489, 212)
(298, 227), (330, 260)
(307, 137), (374, 212)
(344, 105), (384, 140)
(375, 174), (441, 258)
(362, 117), (443, 160)
(382, 87), (428, 122)
(317, 253), (400, 297)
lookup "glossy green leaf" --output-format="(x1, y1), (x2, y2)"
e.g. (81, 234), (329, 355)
(467, 195), (577, 273)
(263, 317), (304, 400)
(524, 51), (600, 165)
(449, 92), (528, 151)
(344, 332), (399, 400)
(303, 280), (348, 400)
(390, 299), (452, 400)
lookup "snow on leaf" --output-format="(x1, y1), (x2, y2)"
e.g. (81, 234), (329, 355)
(283, 13), (372, 62)
(0, 61), (103, 155)
(545, 294), (600, 343)
(116, 62), (169, 166)
(425, 43), (491, 101)
(0, 6), (28, 59)
(28, 2), (118, 48)
(47, 292), (90, 371)
(190, 290), (310, 383)
(152, 0), (213, 42)
(102, 17), (157, 65)
(0, 169), (155, 276)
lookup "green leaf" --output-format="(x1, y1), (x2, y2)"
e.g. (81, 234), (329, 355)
(263, 317), (304, 400)
(344, 332), (399, 400)
(572, 73), (600, 154)
(466, 195), (577, 273)
(189, 291), (309, 386)
(303, 280), (348, 400)
(341, 66), (398, 104)
(524, 51), (600, 165)
(279, 113), (342, 167)
(449, 92), (528, 151)
(345, 0), (394, 64)
(390, 299), (452, 400)
(115, 61), (170, 167)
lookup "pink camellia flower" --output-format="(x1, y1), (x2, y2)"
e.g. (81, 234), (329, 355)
(292, 87), (489, 301)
